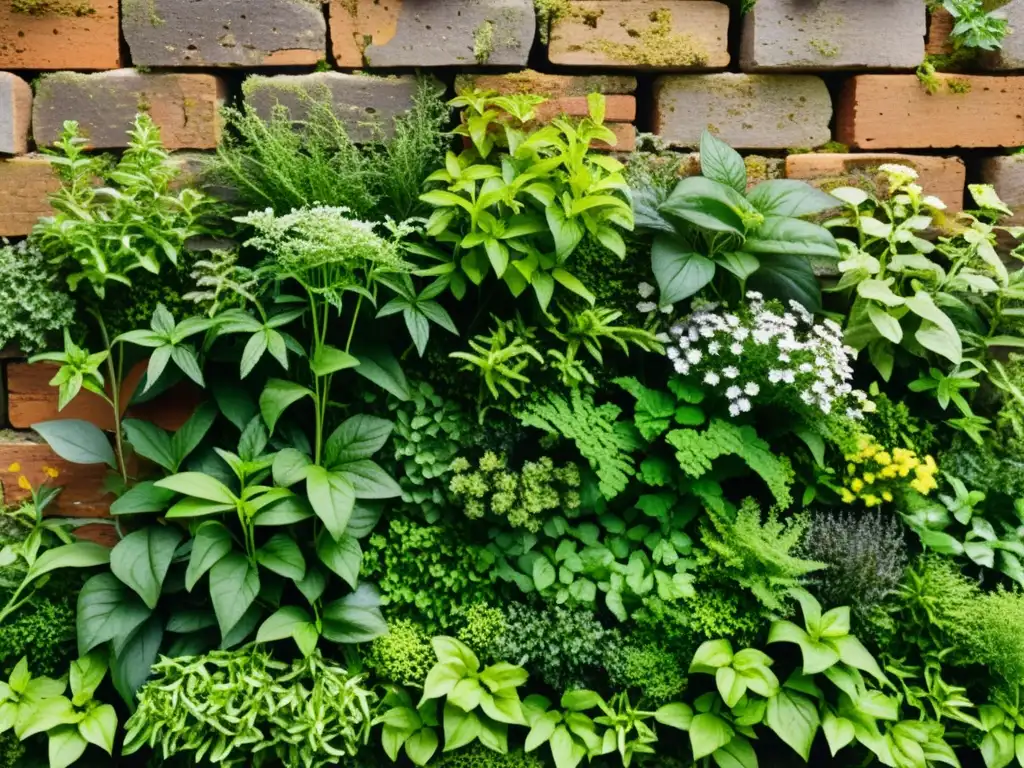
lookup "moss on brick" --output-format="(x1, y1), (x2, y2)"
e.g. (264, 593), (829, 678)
(473, 20), (495, 63)
(11, 0), (92, 16)
(575, 8), (708, 67)
(121, 0), (164, 26)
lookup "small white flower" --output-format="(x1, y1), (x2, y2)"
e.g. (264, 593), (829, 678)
(800, 391), (815, 405)
(730, 342), (743, 355)
(879, 163), (918, 180)
(729, 403), (741, 417)
(659, 304), (674, 314)
(778, 353), (790, 363)
(744, 382), (760, 396)
(725, 314), (740, 327)
(723, 366), (739, 379)
(752, 330), (772, 345)
(708, 341), (721, 355)
(726, 385), (742, 400)
(669, 324), (684, 339)
(923, 195), (947, 211)
(637, 301), (657, 313)
(673, 360), (690, 374)
(666, 347), (680, 361)
(768, 370), (783, 384)
(638, 282), (655, 299)
(734, 328), (750, 342)
(781, 370), (795, 384)
(799, 362), (813, 373)
(704, 372), (721, 386)
(736, 397), (751, 413)
(746, 291), (764, 300)
(686, 349), (703, 364)
(688, 328), (700, 342)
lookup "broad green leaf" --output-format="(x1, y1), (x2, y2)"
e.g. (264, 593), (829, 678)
(305, 466), (355, 540)
(662, 176), (747, 235)
(272, 448), (312, 487)
(77, 573), (152, 654)
(533, 557), (556, 591)
(713, 735), (758, 768)
(339, 459), (402, 499)
(857, 278), (905, 307)
(259, 379), (313, 434)
(33, 420), (116, 468)
(47, 726), (87, 768)
(110, 526), (184, 609)
(652, 234), (716, 304)
(905, 291), (962, 365)
(110, 614), (163, 705)
(700, 131), (747, 194)
(321, 583), (387, 643)
(155, 472), (236, 504)
(690, 639), (734, 673)
(311, 344), (360, 377)
(745, 216), (839, 259)
(747, 251), (821, 312)
(406, 727), (439, 766)
(821, 711), (855, 756)
(746, 179), (838, 217)
(352, 344), (412, 401)
(256, 533), (306, 581)
(552, 268), (596, 305)
(78, 703), (117, 754)
(110, 482), (176, 516)
(27, 542), (109, 582)
(209, 553), (259, 639)
(655, 702), (694, 730)
(868, 304), (903, 344)
(833, 635), (886, 684)
(324, 415), (394, 467)
(443, 703), (482, 752)
(122, 419), (174, 471)
(316, 533), (361, 588)
(765, 689), (819, 760)
(690, 713), (735, 760)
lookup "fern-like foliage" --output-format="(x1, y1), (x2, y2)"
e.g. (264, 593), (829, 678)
(699, 498), (824, 613)
(518, 389), (638, 499)
(666, 420), (793, 510)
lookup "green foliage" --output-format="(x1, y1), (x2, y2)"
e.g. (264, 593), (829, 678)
(451, 315), (544, 401)
(33, 115), (216, 300)
(633, 130), (839, 310)
(433, 745), (546, 768)
(943, 0), (1010, 51)
(489, 603), (618, 691)
(454, 604), (507, 659)
(861, 389), (937, 455)
(209, 77), (450, 221)
(568, 234), (657, 324)
(449, 452), (581, 532)
(366, 619), (436, 687)
(698, 498), (823, 613)
(124, 648), (376, 767)
(519, 389), (638, 499)
(361, 518), (497, 630)
(0, 597), (76, 678)
(668, 420), (794, 511)
(605, 641), (688, 704)
(385, 380), (471, 523)
(416, 90), (633, 309)
(0, 241), (74, 354)
(802, 508), (908, 618)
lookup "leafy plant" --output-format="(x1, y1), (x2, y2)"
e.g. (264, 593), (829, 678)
(414, 90), (633, 309)
(633, 130), (839, 310)
(0, 241), (74, 354)
(943, 0), (1010, 51)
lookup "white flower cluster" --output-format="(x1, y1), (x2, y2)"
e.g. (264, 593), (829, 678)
(664, 292), (872, 420)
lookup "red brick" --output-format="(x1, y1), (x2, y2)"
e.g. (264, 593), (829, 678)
(0, 436), (113, 517)
(926, 8), (954, 56)
(786, 153), (967, 212)
(6, 361), (200, 432)
(73, 523), (118, 546)
(549, 0), (730, 69)
(836, 75), (1024, 149)
(456, 71), (638, 97)
(0, 0), (120, 70)
(33, 70), (227, 150)
(0, 155), (58, 237)
(0, 73), (32, 155)
(534, 95), (636, 123)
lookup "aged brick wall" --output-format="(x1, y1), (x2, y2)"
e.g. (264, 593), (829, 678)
(1, 0), (1023, 537)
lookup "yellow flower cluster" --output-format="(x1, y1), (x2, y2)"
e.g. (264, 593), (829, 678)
(840, 436), (937, 507)
(6, 462), (59, 492)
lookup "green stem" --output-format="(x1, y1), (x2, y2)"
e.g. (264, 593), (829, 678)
(90, 310), (128, 484)
(0, 580), (34, 625)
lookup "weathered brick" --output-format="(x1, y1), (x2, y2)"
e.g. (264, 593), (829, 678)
(455, 71), (638, 97)
(0, 156), (58, 236)
(0, 0), (120, 70)
(926, 8), (954, 56)
(836, 75), (1024, 149)
(33, 70), (227, 150)
(982, 0), (1024, 69)
(0, 435), (113, 517)
(242, 73), (426, 143)
(980, 156), (1024, 227)
(534, 96), (636, 123)
(549, 0), (730, 69)
(740, 0), (925, 71)
(0, 73), (32, 155)
(653, 74), (831, 149)
(6, 361), (201, 432)
(123, 0), (326, 67)
(786, 153), (967, 211)
(330, 0), (535, 68)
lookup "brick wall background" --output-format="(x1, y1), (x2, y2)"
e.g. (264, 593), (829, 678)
(2, 0), (1024, 537)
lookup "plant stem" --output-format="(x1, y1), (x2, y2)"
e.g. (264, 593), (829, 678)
(90, 309), (128, 484)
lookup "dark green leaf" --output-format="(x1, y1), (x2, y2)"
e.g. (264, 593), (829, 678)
(699, 131), (747, 194)
(256, 534), (306, 581)
(110, 482), (176, 516)
(110, 526), (184, 609)
(209, 553), (260, 640)
(322, 583), (388, 643)
(747, 252), (821, 312)
(652, 234), (716, 304)
(122, 419), (174, 471)
(33, 420), (116, 468)
(111, 614), (163, 705)
(316, 533), (361, 588)
(746, 180), (838, 217)
(77, 573), (152, 655)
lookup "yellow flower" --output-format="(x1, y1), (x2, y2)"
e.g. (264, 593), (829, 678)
(875, 451), (891, 466)
(863, 472), (875, 484)
(863, 494), (881, 507)
(42, 466), (59, 479)
(847, 463), (857, 475)
(17, 475), (31, 491)
(7, 462), (20, 473)
(840, 489), (856, 504)
(882, 491), (894, 502)
(850, 478), (865, 493)
(881, 465), (899, 479)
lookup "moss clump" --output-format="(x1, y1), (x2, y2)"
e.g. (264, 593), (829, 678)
(10, 0), (91, 15)
(576, 9), (708, 67)
(473, 20), (495, 63)
(809, 39), (839, 57)
(947, 76), (972, 93)
(534, 0), (572, 44)
(121, 0), (163, 26)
